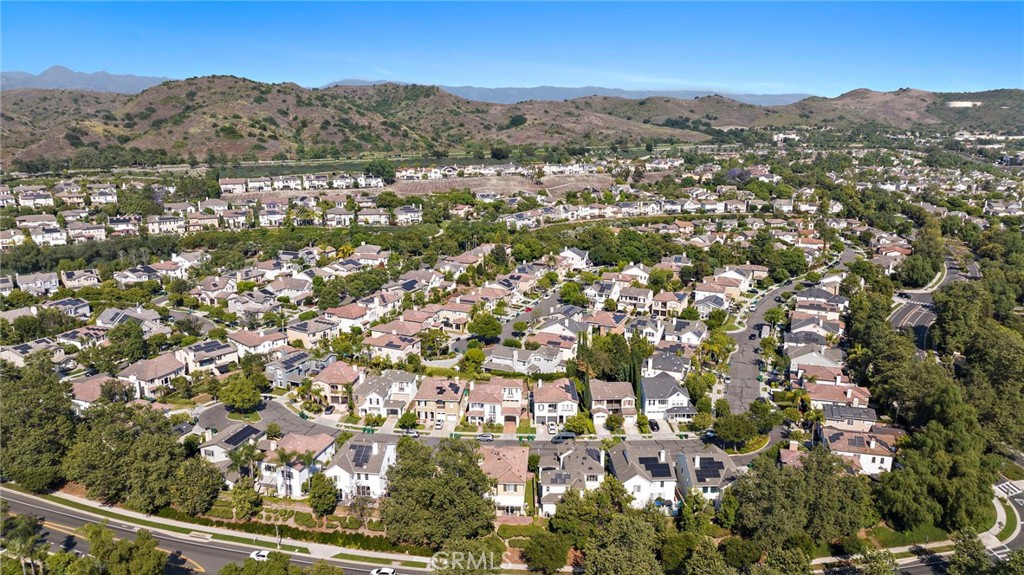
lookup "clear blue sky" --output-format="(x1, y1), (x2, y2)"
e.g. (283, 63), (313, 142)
(2, 2), (1021, 95)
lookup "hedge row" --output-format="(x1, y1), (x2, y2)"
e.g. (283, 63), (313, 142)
(156, 507), (432, 556)
(329, 515), (363, 530)
(496, 523), (547, 539)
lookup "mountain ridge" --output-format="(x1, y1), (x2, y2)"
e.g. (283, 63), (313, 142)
(1, 74), (1021, 167)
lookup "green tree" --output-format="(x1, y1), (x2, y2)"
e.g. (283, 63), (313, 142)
(684, 538), (737, 575)
(512, 321), (528, 335)
(854, 549), (897, 575)
(420, 328), (450, 358)
(714, 414), (757, 449)
(718, 537), (762, 570)
(0, 352), (76, 491)
(171, 458), (224, 516)
(82, 523), (167, 575)
(948, 531), (992, 575)
(763, 306), (787, 328)
(379, 438), (495, 549)
(583, 514), (662, 575)
(308, 473), (337, 519)
(522, 531), (570, 575)
(750, 549), (812, 575)
(931, 281), (992, 355)
(107, 321), (149, 364)
(266, 422), (283, 440)
(562, 414), (591, 435)
(126, 432), (184, 513)
(397, 411), (418, 430)
(220, 375), (262, 412)
(364, 159), (396, 184)
(231, 476), (262, 520)
(467, 313), (502, 341)
(559, 282), (589, 307)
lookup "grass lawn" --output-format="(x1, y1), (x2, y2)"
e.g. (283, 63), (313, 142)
(725, 435), (769, 455)
(722, 315), (742, 332)
(892, 545), (954, 560)
(270, 387), (289, 397)
(1002, 458), (1024, 481)
(1, 485), (308, 552)
(343, 413), (360, 425)
(868, 522), (949, 548)
(525, 478), (536, 516)
(227, 411), (262, 423)
(998, 499), (1017, 541)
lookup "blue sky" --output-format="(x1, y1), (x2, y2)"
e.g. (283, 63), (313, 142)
(2, 2), (1021, 96)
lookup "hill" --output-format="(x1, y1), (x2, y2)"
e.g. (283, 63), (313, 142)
(0, 65), (169, 93)
(1, 76), (1021, 167)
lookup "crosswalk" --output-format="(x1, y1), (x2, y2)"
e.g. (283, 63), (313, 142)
(997, 481), (1022, 497)
(991, 544), (1013, 562)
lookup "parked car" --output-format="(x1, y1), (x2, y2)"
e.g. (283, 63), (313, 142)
(249, 551), (270, 562)
(749, 333), (758, 340)
(551, 431), (577, 444)
(323, 405), (335, 415)
(434, 418), (445, 430)
(370, 569), (397, 575)
(403, 429), (420, 438)
(475, 433), (495, 442)
(649, 420), (660, 432)
(897, 292), (911, 299)
(548, 422), (558, 435)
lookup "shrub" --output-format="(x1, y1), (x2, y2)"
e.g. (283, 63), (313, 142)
(293, 512), (317, 529)
(367, 520), (385, 532)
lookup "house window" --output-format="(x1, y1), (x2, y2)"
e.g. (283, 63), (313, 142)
(586, 474), (598, 482)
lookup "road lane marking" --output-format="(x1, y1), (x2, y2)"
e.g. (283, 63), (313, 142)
(41, 519), (205, 573)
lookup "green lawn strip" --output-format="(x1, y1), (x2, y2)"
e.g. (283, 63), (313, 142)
(892, 545), (954, 560)
(227, 411), (262, 423)
(270, 388), (290, 397)
(997, 499), (1017, 541)
(5, 486), (305, 554)
(868, 523), (949, 548)
(1001, 458), (1024, 481)
(331, 551), (427, 568)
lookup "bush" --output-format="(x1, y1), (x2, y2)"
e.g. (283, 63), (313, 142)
(506, 538), (530, 549)
(496, 523), (547, 539)
(719, 537), (762, 569)
(293, 511), (317, 528)
(156, 507), (430, 555)
(330, 515), (363, 530)
(367, 520), (385, 532)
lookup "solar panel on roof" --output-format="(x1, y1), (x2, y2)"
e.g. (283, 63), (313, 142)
(352, 444), (371, 468)
(647, 463), (672, 478)
(225, 425), (262, 447)
(849, 436), (866, 447)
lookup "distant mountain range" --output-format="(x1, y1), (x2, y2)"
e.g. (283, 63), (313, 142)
(2, 70), (1021, 166)
(325, 79), (810, 106)
(0, 66), (809, 105)
(0, 65), (170, 93)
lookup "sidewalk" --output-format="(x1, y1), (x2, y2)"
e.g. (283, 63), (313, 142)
(16, 487), (427, 567)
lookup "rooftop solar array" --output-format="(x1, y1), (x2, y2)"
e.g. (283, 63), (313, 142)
(694, 458), (726, 483)
(638, 456), (674, 479)
(352, 444), (372, 468)
(225, 425), (262, 447)
(848, 436), (866, 447)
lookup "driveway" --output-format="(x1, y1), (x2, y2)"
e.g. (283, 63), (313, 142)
(197, 399), (340, 437)
(500, 291), (563, 341)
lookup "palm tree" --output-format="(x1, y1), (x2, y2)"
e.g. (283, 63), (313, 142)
(297, 450), (318, 492)
(5, 514), (42, 575)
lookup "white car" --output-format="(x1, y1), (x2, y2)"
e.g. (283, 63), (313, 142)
(249, 550), (270, 562)
(370, 569), (397, 575)
(434, 418), (445, 430)
(547, 422), (558, 435)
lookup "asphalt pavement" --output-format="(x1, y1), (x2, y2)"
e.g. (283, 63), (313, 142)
(0, 488), (420, 575)
(888, 256), (973, 351)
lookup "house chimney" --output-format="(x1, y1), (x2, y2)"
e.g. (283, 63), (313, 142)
(789, 440), (799, 451)
(693, 455), (701, 469)
(468, 380), (474, 391)
(869, 438), (876, 450)
(372, 442), (379, 455)
(658, 449), (666, 463)
(845, 388), (853, 399)
(598, 449), (606, 467)
(270, 439), (278, 451)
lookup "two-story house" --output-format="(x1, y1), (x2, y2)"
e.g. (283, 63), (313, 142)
(413, 376), (466, 423)
(532, 378), (580, 426)
(480, 446), (529, 516)
(324, 440), (397, 501)
(588, 379), (638, 427)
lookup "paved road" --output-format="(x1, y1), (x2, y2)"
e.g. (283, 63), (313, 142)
(725, 248), (860, 413)
(0, 488), (422, 575)
(888, 256), (974, 351)
(197, 400), (340, 438)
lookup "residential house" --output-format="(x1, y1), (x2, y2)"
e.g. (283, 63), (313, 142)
(482, 344), (563, 375)
(286, 317), (341, 348)
(312, 361), (365, 409)
(535, 444), (606, 516)
(640, 372), (695, 423)
(588, 379), (638, 426)
(60, 269), (100, 290)
(174, 340), (238, 374)
(413, 376), (466, 423)
(363, 333), (421, 363)
(324, 440), (397, 501)
(480, 446), (530, 516)
(118, 354), (186, 398)
(465, 378), (525, 427)
(15, 272), (59, 296)
(228, 328), (287, 358)
(817, 426), (896, 475)
(675, 446), (738, 504)
(608, 442), (678, 508)
(259, 433), (336, 498)
(42, 297), (91, 319)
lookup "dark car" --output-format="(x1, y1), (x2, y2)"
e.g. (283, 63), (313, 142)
(649, 420), (660, 432)
(749, 333), (758, 340)
(324, 405), (335, 415)
(897, 292), (911, 299)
